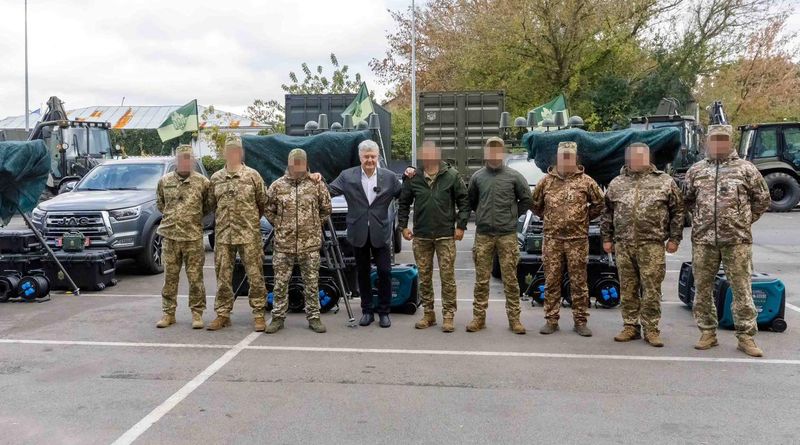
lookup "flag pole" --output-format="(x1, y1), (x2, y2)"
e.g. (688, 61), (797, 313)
(410, 0), (417, 167)
(24, 0), (30, 132)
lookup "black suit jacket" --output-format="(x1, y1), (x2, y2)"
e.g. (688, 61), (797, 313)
(329, 166), (401, 248)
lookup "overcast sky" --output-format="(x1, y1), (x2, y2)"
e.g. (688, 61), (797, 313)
(0, 0), (798, 120)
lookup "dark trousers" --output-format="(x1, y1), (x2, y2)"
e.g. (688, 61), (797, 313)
(354, 237), (392, 314)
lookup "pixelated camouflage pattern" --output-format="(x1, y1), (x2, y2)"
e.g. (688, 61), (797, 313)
(472, 233), (521, 320)
(265, 173), (332, 254)
(692, 243), (758, 338)
(214, 242), (266, 317)
(542, 237), (589, 324)
(271, 251), (322, 320)
(683, 151), (770, 245)
(209, 165), (268, 245)
(616, 242), (666, 334)
(601, 165), (684, 244)
(413, 237), (457, 316)
(156, 171), (211, 241)
(161, 238), (206, 315)
(531, 166), (604, 240)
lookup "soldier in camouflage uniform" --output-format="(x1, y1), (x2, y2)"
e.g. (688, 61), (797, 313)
(466, 137), (533, 334)
(532, 142), (604, 337)
(155, 145), (212, 329)
(207, 134), (269, 331)
(684, 125), (771, 357)
(398, 140), (470, 333)
(264, 148), (332, 334)
(601, 143), (684, 347)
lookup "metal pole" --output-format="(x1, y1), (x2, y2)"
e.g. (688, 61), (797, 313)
(410, 0), (417, 167)
(24, 0), (30, 131)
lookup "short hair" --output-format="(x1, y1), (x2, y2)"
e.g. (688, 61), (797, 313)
(627, 142), (650, 154)
(485, 136), (505, 148)
(358, 140), (380, 155)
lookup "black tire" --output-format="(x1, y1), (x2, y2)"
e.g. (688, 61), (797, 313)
(137, 227), (164, 274)
(491, 255), (501, 279)
(771, 318), (787, 333)
(764, 172), (800, 212)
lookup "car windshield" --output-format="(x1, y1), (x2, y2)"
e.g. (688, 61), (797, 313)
(77, 163), (164, 191)
(62, 127), (112, 159)
(507, 158), (546, 185)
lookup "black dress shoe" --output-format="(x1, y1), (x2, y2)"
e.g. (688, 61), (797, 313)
(379, 313), (391, 328)
(359, 313), (374, 326)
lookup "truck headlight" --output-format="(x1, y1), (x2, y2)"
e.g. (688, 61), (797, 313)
(31, 207), (46, 223)
(110, 205), (141, 221)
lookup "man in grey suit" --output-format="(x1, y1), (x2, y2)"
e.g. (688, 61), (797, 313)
(329, 140), (403, 328)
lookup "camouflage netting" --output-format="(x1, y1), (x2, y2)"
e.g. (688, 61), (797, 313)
(0, 140), (50, 225)
(243, 130), (372, 184)
(523, 127), (682, 186)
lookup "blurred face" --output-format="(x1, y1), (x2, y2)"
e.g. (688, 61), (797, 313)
(707, 135), (731, 159)
(360, 148), (379, 173)
(484, 143), (505, 168)
(557, 151), (577, 175)
(224, 146), (243, 166)
(176, 153), (193, 174)
(626, 145), (650, 172)
(420, 143), (441, 170)
(288, 157), (307, 178)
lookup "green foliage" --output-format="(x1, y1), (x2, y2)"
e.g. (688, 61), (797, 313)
(391, 107), (413, 160)
(201, 155), (226, 176)
(109, 129), (191, 157)
(247, 99), (285, 134)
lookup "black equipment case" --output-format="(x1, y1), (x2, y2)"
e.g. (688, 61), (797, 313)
(0, 229), (42, 254)
(43, 249), (117, 291)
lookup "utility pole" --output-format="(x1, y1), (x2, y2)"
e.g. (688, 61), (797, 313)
(410, 0), (417, 166)
(24, 0), (30, 131)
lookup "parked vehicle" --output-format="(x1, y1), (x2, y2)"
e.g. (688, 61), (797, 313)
(738, 122), (800, 212)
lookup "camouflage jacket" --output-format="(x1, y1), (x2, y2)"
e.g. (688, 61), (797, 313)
(531, 166), (604, 240)
(601, 165), (684, 245)
(684, 151), (770, 245)
(265, 172), (332, 254)
(156, 171), (211, 241)
(209, 165), (268, 245)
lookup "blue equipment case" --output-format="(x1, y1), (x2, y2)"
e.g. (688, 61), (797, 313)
(715, 272), (787, 332)
(371, 263), (420, 314)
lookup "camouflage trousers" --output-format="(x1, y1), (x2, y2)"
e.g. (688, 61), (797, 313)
(692, 243), (758, 338)
(543, 237), (589, 325)
(272, 250), (321, 320)
(472, 233), (520, 320)
(215, 241), (266, 318)
(161, 237), (206, 315)
(616, 242), (665, 334)
(412, 237), (457, 317)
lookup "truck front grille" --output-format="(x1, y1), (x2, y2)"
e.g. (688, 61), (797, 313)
(44, 212), (109, 240)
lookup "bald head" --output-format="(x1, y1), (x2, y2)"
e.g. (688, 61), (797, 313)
(626, 143), (650, 172)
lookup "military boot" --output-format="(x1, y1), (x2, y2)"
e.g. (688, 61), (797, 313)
(694, 332), (718, 350)
(539, 322), (559, 335)
(614, 326), (641, 342)
(206, 316), (231, 331)
(441, 315), (455, 333)
(573, 324), (593, 337)
(737, 336), (763, 357)
(191, 312), (204, 329)
(156, 314), (176, 328)
(465, 317), (485, 332)
(254, 316), (266, 332)
(509, 319), (526, 335)
(264, 318), (284, 334)
(308, 318), (327, 333)
(644, 331), (664, 347)
(415, 311), (437, 329)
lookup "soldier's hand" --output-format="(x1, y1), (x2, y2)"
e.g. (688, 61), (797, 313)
(404, 167), (417, 178)
(402, 228), (414, 241)
(603, 241), (614, 253)
(454, 228), (465, 241)
(309, 172), (323, 183)
(666, 240), (679, 254)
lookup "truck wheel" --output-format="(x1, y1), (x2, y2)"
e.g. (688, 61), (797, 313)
(137, 227), (164, 275)
(764, 172), (800, 212)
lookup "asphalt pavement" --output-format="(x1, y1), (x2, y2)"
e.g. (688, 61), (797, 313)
(1, 212), (799, 444)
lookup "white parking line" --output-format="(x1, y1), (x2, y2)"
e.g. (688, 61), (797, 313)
(0, 338), (232, 349)
(110, 332), (260, 445)
(787, 303), (800, 314)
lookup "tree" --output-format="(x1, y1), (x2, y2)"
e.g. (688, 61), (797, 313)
(199, 105), (232, 157)
(390, 107), (413, 160)
(246, 99), (285, 134)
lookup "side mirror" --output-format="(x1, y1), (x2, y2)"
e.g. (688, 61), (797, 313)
(62, 182), (76, 192)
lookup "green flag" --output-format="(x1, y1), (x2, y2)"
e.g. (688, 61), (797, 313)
(341, 83), (374, 125)
(530, 94), (567, 127)
(157, 99), (199, 142)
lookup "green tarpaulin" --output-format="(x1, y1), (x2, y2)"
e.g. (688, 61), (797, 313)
(522, 127), (682, 185)
(0, 140), (50, 225)
(243, 130), (372, 184)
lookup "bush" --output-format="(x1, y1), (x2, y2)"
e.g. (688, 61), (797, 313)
(201, 156), (226, 176)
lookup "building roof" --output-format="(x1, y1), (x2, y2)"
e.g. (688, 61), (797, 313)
(0, 105), (268, 130)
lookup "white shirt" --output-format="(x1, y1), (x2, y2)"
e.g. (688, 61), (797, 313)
(361, 168), (378, 205)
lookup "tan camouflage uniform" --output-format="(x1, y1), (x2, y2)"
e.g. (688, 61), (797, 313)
(156, 166), (211, 316)
(209, 163), (269, 318)
(265, 169), (332, 320)
(684, 126), (771, 339)
(531, 164), (604, 326)
(602, 165), (684, 335)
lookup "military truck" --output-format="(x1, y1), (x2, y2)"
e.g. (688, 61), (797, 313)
(27, 96), (114, 195)
(738, 122), (800, 212)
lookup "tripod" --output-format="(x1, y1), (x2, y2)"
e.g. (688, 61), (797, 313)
(320, 216), (356, 327)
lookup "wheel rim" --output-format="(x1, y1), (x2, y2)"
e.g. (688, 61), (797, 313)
(153, 234), (163, 267)
(771, 185), (786, 201)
